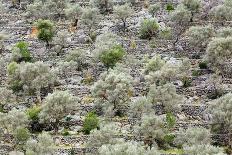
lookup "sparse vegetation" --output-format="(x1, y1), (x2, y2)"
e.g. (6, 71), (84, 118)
(0, 0), (230, 154)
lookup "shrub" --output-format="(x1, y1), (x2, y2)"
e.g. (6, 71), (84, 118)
(206, 37), (232, 73)
(166, 3), (175, 11)
(64, 4), (82, 26)
(216, 27), (232, 38)
(139, 19), (159, 40)
(14, 127), (30, 146)
(147, 83), (183, 113)
(80, 8), (100, 41)
(39, 91), (78, 133)
(113, 4), (134, 29)
(186, 25), (215, 52)
(199, 61), (208, 69)
(148, 3), (161, 17)
(83, 112), (99, 135)
(175, 127), (211, 147)
(35, 19), (55, 47)
(90, 0), (113, 14)
(27, 106), (41, 121)
(99, 45), (125, 68)
(25, 132), (55, 155)
(11, 41), (32, 63)
(183, 144), (226, 155)
(91, 66), (133, 116)
(192, 70), (200, 76)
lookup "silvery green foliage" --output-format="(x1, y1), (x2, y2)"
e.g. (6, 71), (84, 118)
(216, 27), (232, 38)
(148, 3), (161, 17)
(9, 151), (24, 155)
(25, 132), (56, 155)
(181, 0), (201, 16)
(208, 93), (232, 132)
(39, 91), (78, 131)
(126, 0), (138, 6)
(64, 4), (82, 26)
(80, 8), (101, 36)
(8, 61), (57, 98)
(175, 127), (211, 146)
(183, 144), (226, 155)
(187, 25), (215, 51)
(98, 140), (162, 155)
(54, 30), (70, 48)
(169, 5), (191, 44)
(113, 3), (134, 28)
(147, 83), (183, 113)
(46, 0), (67, 17)
(145, 58), (189, 86)
(90, 0), (113, 14)
(26, 0), (67, 20)
(93, 32), (120, 58)
(0, 87), (16, 105)
(129, 96), (154, 119)
(144, 55), (165, 73)
(87, 123), (121, 147)
(0, 108), (29, 133)
(206, 37), (232, 72)
(91, 65), (133, 116)
(26, 0), (51, 20)
(58, 49), (87, 75)
(169, 5), (191, 27)
(134, 114), (165, 148)
(210, 0), (232, 24)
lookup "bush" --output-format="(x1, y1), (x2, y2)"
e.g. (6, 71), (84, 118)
(166, 3), (175, 11)
(99, 45), (125, 68)
(14, 127), (30, 145)
(148, 4), (161, 17)
(11, 41), (32, 63)
(192, 70), (200, 76)
(139, 19), (159, 40)
(35, 19), (55, 47)
(27, 106), (41, 121)
(83, 112), (99, 135)
(199, 62), (208, 69)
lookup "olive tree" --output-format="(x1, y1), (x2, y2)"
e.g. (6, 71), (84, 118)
(58, 49), (87, 76)
(91, 66), (133, 116)
(169, 5), (191, 47)
(25, 132), (56, 155)
(39, 91), (78, 133)
(64, 4), (82, 27)
(94, 33), (125, 68)
(216, 27), (232, 38)
(90, 0), (113, 14)
(147, 83), (183, 113)
(186, 25), (215, 53)
(87, 123), (121, 147)
(134, 114), (165, 148)
(208, 93), (232, 148)
(181, 0), (202, 21)
(210, 0), (232, 25)
(35, 19), (55, 48)
(139, 18), (159, 40)
(148, 3), (161, 18)
(0, 108), (29, 134)
(80, 8), (101, 42)
(113, 3), (134, 30)
(206, 37), (232, 73)
(128, 96), (154, 119)
(175, 127), (211, 147)
(7, 61), (58, 102)
(99, 140), (162, 155)
(183, 144), (226, 155)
